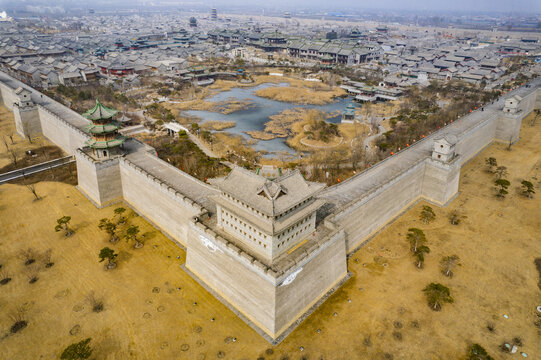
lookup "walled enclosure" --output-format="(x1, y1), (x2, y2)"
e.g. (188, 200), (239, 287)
(0, 70), (539, 343)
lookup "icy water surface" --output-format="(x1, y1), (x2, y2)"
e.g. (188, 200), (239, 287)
(184, 83), (351, 155)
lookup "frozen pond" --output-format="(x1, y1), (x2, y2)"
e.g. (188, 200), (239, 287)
(183, 83), (352, 155)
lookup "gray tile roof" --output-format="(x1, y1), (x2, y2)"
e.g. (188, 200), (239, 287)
(214, 167), (325, 217)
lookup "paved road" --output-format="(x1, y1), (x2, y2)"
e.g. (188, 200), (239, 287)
(0, 156), (75, 184)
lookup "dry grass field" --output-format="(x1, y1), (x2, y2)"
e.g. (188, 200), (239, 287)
(254, 86), (345, 106)
(0, 113), (540, 359)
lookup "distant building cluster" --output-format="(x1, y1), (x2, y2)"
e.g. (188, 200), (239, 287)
(0, 11), (539, 91)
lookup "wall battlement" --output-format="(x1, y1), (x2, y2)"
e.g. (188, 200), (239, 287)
(121, 157), (206, 214)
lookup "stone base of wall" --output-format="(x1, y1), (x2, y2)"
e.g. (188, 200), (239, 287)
(76, 150), (124, 207)
(182, 263), (351, 345)
(75, 185), (123, 209)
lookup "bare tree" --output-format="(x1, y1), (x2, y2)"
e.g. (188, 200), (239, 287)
(420, 205), (436, 224)
(26, 264), (40, 284)
(86, 291), (104, 313)
(507, 136), (513, 151)
(19, 247), (36, 266)
(2, 136), (9, 151)
(9, 149), (17, 165)
(440, 255), (461, 277)
(26, 183), (41, 201)
(0, 269), (12, 285)
(484, 157), (497, 173)
(530, 109), (540, 127)
(9, 307), (28, 334)
(42, 248), (54, 268)
(448, 210), (466, 225)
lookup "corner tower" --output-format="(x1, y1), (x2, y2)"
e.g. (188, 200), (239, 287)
(212, 167), (326, 263)
(75, 99), (126, 207)
(185, 167), (348, 342)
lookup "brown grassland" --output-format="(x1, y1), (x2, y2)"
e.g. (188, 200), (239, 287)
(0, 112), (540, 359)
(254, 86), (345, 106)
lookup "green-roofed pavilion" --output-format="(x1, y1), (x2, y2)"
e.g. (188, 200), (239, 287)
(82, 98), (119, 121)
(81, 99), (126, 159)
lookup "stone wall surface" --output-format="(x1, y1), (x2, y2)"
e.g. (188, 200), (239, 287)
(186, 223), (277, 335)
(76, 151), (124, 207)
(119, 158), (204, 246)
(331, 161), (426, 251)
(274, 230), (347, 335)
(39, 106), (89, 154)
(13, 105), (40, 138)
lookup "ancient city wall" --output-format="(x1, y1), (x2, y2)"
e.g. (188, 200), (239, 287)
(274, 229), (347, 337)
(0, 72), (90, 154)
(186, 221), (277, 337)
(38, 106), (89, 154)
(119, 158), (205, 246)
(186, 217), (347, 340)
(330, 160), (426, 252)
(0, 80), (19, 111)
(330, 84), (540, 253)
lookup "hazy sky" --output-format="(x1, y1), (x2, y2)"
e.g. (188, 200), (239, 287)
(3, 0), (540, 14)
(205, 0), (540, 13)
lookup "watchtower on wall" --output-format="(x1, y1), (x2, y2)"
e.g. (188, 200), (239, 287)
(423, 134), (460, 206)
(185, 167), (348, 342)
(75, 99), (126, 208)
(432, 135), (457, 162)
(13, 87), (40, 138)
(497, 94), (526, 143)
(503, 95), (521, 114)
(212, 167), (326, 263)
(81, 99), (127, 159)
